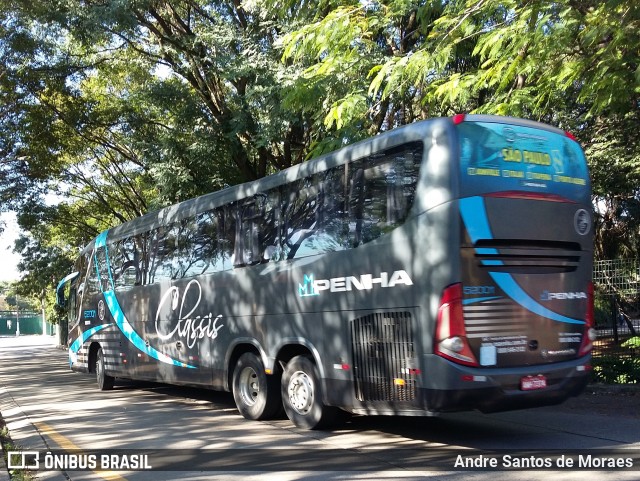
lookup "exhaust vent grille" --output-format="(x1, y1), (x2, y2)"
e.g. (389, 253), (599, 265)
(351, 312), (416, 402)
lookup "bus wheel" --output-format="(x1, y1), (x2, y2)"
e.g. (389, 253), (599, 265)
(232, 352), (281, 421)
(96, 347), (114, 391)
(282, 355), (338, 430)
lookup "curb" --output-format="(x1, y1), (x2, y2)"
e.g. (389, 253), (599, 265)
(0, 453), (10, 481)
(0, 386), (67, 481)
(585, 382), (640, 395)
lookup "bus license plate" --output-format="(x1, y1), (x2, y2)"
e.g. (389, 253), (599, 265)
(520, 375), (547, 391)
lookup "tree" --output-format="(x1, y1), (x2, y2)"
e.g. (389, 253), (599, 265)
(1, 0), (639, 316)
(1, 283), (37, 311)
(0, 281), (13, 310)
(0, 0), (320, 311)
(14, 229), (74, 325)
(59, 0), (313, 180)
(279, 0), (640, 258)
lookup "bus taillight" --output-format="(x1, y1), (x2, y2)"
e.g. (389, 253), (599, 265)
(435, 283), (478, 367)
(565, 130), (577, 141)
(578, 282), (596, 357)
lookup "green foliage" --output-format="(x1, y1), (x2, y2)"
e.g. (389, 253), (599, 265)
(0, 284), (37, 311)
(279, 0), (640, 259)
(592, 356), (640, 384)
(622, 337), (640, 349)
(594, 292), (613, 328)
(593, 337), (640, 384)
(1, 422), (36, 481)
(0, 0), (315, 308)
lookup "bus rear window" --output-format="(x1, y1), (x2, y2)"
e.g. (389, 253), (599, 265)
(457, 121), (589, 203)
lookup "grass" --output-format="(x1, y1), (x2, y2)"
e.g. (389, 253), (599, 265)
(0, 417), (34, 481)
(592, 336), (640, 384)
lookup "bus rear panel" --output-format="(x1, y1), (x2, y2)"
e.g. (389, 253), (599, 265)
(425, 115), (593, 413)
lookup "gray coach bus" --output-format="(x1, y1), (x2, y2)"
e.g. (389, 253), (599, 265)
(57, 114), (594, 429)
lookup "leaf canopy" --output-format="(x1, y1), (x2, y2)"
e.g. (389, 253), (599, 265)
(0, 0), (638, 307)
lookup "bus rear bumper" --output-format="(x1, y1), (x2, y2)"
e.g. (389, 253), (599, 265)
(422, 354), (591, 414)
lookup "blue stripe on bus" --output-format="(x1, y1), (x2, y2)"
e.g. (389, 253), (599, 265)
(462, 296), (501, 305)
(103, 290), (196, 369)
(488, 272), (583, 325)
(480, 260), (503, 266)
(460, 196), (494, 241)
(91, 231), (197, 369)
(56, 271), (79, 292)
(69, 323), (112, 353)
(95, 230), (109, 248)
(103, 238), (115, 291)
(459, 196), (584, 325)
(475, 248), (499, 255)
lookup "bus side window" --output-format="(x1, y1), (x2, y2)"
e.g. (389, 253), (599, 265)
(68, 282), (78, 325)
(230, 193), (281, 267)
(86, 253), (100, 296)
(226, 203), (242, 268)
(282, 177), (319, 259)
(281, 167), (347, 260)
(321, 166), (348, 251)
(348, 162), (366, 247)
(147, 228), (163, 284)
(257, 190), (280, 263)
(175, 216), (208, 279)
(348, 144), (422, 247)
(171, 217), (203, 279)
(219, 206), (235, 271)
(153, 224), (180, 281)
(113, 237), (141, 290)
(74, 253), (89, 298)
(237, 200), (261, 266)
(137, 233), (151, 285)
(149, 225), (183, 283)
(94, 247), (111, 292)
(194, 208), (226, 274)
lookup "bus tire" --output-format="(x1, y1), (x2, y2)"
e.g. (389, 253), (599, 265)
(96, 347), (114, 391)
(232, 352), (281, 421)
(282, 355), (340, 430)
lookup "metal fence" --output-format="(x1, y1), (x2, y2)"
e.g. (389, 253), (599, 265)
(592, 259), (640, 384)
(0, 311), (55, 336)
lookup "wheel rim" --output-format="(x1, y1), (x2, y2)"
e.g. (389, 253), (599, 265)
(238, 366), (260, 407)
(287, 370), (314, 415)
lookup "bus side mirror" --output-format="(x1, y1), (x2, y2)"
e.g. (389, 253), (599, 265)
(56, 272), (79, 308)
(56, 287), (66, 308)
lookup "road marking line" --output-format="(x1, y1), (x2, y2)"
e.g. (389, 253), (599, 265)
(34, 421), (128, 481)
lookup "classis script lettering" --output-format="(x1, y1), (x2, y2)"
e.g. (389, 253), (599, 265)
(155, 280), (223, 348)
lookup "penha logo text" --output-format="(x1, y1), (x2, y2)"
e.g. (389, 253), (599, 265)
(298, 270), (413, 297)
